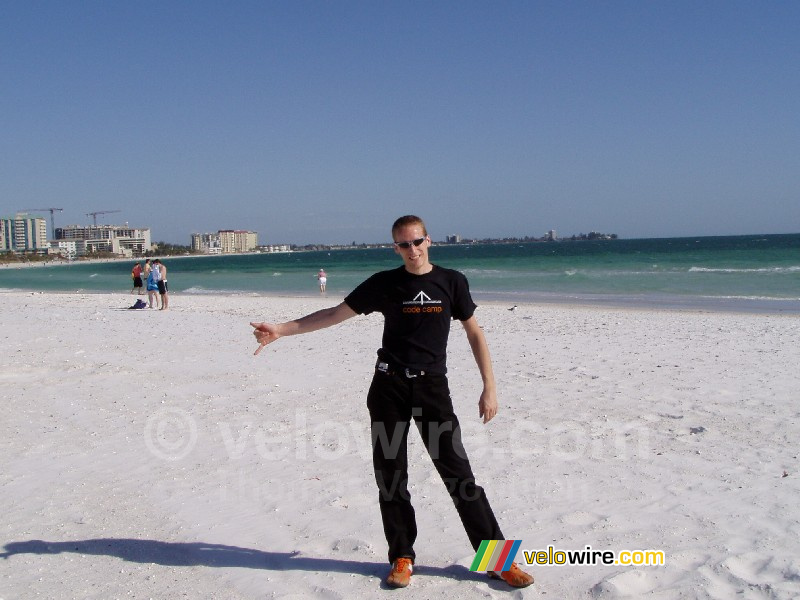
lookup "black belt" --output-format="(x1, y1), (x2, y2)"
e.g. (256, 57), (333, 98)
(376, 360), (426, 378)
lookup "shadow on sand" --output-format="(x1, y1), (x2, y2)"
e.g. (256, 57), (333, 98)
(0, 538), (486, 586)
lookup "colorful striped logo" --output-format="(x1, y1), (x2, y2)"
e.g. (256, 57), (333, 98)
(469, 540), (522, 572)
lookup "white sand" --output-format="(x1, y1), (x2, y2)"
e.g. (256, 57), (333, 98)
(1, 291), (799, 599)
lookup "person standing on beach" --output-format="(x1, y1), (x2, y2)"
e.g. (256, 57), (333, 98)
(131, 262), (143, 295)
(146, 259), (161, 309)
(317, 268), (327, 293)
(250, 215), (533, 590)
(154, 259), (169, 310)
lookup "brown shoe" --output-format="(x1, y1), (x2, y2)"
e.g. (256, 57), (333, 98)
(488, 562), (534, 588)
(386, 557), (413, 588)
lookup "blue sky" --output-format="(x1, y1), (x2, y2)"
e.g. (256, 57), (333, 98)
(2, 1), (798, 245)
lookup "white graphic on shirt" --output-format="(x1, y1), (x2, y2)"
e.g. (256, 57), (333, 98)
(403, 291), (442, 306)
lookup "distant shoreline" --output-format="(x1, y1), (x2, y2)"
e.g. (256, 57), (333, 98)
(3, 234), (798, 315)
(0, 252), (251, 270)
(3, 230), (799, 270)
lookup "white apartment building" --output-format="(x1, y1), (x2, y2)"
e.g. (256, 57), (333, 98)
(55, 224), (151, 257)
(0, 214), (48, 252)
(218, 230), (258, 254)
(191, 230), (258, 254)
(49, 239), (86, 259)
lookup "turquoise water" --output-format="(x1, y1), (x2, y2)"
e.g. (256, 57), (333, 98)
(2, 234), (799, 312)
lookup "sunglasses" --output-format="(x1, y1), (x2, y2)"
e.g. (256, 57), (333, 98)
(394, 237), (426, 249)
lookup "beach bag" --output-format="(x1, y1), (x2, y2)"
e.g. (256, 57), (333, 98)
(129, 299), (147, 309)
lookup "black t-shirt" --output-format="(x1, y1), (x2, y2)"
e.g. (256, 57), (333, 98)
(344, 265), (477, 374)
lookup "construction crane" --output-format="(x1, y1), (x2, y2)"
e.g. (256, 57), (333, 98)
(22, 207), (63, 235)
(86, 210), (122, 226)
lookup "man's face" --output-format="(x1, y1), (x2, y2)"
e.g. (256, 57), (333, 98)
(393, 223), (431, 273)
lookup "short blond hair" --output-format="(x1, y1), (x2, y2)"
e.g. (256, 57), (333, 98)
(391, 215), (428, 238)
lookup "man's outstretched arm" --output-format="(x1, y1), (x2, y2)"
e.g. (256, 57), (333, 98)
(250, 302), (357, 355)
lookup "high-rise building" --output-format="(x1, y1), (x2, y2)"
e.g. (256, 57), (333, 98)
(191, 232), (222, 254)
(218, 230), (258, 254)
(192, 230), (258, 254)
(0, 214), (48, 252)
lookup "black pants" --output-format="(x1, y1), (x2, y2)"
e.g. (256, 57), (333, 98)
(367, 370), (503, 563)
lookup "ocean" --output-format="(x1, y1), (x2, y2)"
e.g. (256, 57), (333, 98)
(2, 234), (799, 313)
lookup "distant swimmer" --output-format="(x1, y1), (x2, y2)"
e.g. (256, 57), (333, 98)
(317, 269), (327, 293)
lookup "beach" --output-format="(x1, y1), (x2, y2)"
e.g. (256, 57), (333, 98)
(1, 290), (799, 599)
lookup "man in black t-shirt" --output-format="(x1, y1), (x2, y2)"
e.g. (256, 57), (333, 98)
(251, 215), (533, 590)
(344, 262), (475, 373)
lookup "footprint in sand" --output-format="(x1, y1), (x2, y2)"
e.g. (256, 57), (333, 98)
(591, 569), (659, 596)
(716, 552), (798, 593)
(331, 537), (373, 554)
(560, 511), (600, 526)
